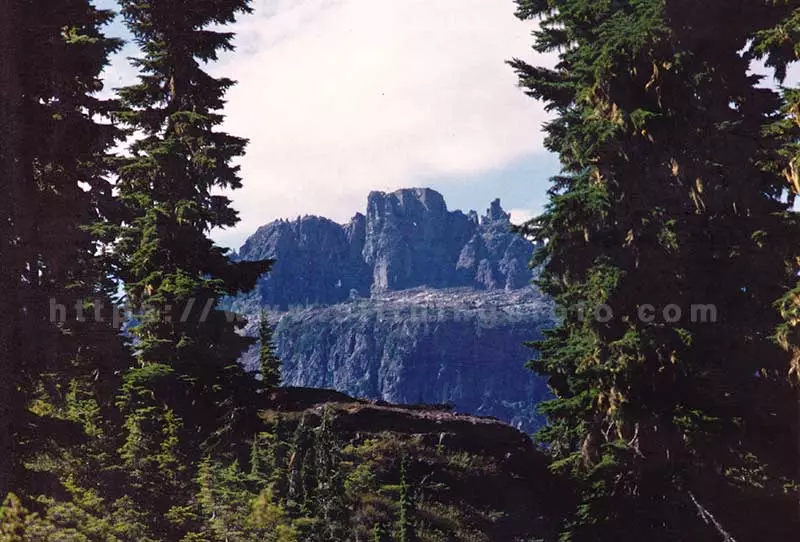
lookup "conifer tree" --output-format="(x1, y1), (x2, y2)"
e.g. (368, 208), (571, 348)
(398, 457), (413, 542)
(511, 1), (799, 539)
(112, 0), (272, 533)
(113, 0), (271, 455)
(753, 7), (800, 372)
(0, 0), (125, 501)
(259, 311), (282, 389)
(311, 409), (346, 540)
(0, 0), (21, 500)
(752, 5), (800, 520)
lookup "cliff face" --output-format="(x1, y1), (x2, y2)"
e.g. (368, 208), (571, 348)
(362, 188), (473, 292)
(235, 188), (539, 308)
(235, 188), (553, 433)
(236, 215), (370, 308)
(241, 288), (555, 431)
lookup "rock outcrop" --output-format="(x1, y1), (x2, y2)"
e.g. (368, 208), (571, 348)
(362, 188), (474, 292)
(256, 387), (565, 541)
(236, 215), (370, 308)
(235, 188), (540, 309)
(240, 287), (555, 431)
(233, 188), (553, 433)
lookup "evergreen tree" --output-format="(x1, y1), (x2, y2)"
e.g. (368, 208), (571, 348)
(752, 5), (800, 521)
(311, 409), (346, 541)
(0, 0), (125, 502)
(0, 0), (21, 498)
(111, 0), (272, 533)
(286, 415), (314, 512)
(259, 311), (282, 389)
(398, 456), (413, 542)
(753, 9), (800, 366)
(283, 411), (348, 539)
(511, 1), (799, 539)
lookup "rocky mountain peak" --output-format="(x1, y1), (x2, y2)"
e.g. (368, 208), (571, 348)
(483, 198), (511, 224)
(236, 188), (538, 308)
(231, 188), (550, 432)
(367, 187), (448, 215)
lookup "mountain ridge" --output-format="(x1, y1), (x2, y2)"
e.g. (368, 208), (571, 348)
(233, 188), (553, 432)
(235, 187), (540, 308)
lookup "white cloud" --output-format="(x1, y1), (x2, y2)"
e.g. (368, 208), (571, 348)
(508, 207), (538, 226)
(208, 0), (553, 246)
(100, 2), (800, 250)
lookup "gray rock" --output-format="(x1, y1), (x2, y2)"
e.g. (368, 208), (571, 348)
(362, 188), (468, 292)
(240, 287), (555, 432)
(236, 188), (540, 303)
(232, 188), (553, 432)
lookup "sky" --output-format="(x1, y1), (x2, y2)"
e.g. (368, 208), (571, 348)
(94, 0), (800, 250)
(95, 0), (557, 250)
